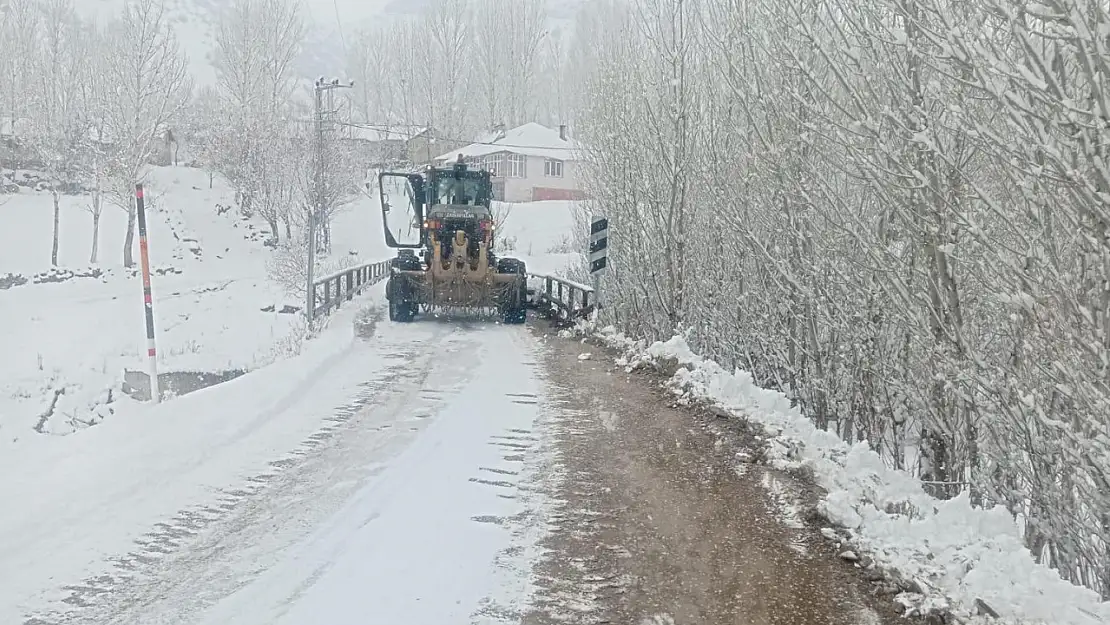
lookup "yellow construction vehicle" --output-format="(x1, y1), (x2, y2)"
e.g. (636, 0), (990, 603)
(378, 156), (527, 323)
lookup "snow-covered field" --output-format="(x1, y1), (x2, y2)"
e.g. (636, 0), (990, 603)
(0, 295), (382, 623)
(0, 165), (385, 436)
(497, 199), (584, 278)
(582, 325), (1110, 625)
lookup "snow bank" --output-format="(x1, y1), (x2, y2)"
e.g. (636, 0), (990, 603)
(0, 291), (389, 624)
(583, 325), (1110, 625)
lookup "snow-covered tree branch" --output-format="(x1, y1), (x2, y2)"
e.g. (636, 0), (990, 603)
(570, 0), (1110, 597)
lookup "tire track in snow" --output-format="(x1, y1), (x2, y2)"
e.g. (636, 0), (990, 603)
(22, 321), (467, 625)
(468, 330), (561, 625)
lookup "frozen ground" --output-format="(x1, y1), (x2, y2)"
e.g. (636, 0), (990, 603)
(582, 325), (1110, 625)
(0, 165), (385, 436)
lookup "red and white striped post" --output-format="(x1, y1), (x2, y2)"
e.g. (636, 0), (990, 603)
(135, 183), (160, 404)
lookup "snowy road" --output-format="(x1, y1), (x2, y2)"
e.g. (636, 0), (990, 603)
(10, 310), (915, 625)
(16, 315), (554, 625)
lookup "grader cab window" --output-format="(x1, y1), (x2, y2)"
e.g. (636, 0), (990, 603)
(435, 176), (482, 206)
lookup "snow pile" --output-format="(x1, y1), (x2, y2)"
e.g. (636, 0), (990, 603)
(585, 325), (1110, 625)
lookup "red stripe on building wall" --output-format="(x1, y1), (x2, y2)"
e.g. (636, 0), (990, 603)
(531, 187), (588, 202)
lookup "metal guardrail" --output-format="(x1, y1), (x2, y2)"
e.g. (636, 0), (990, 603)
(528, 272), (594, 323)
(309, 259), (392, 320)
(309, 263), (593, 323)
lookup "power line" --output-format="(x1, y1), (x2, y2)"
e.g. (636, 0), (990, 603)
(331, 0), (347, 55)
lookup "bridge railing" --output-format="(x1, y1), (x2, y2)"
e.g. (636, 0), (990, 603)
(309, 259), (392, 320)
(528, 272), (594, 323)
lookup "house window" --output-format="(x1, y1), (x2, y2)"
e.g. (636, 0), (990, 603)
(544, 159), (564, 178)
(507, 153), (526, 178)
(484, 153), (504, 177)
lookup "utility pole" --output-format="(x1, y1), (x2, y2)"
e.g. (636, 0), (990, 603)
(306, 76), (354, 322)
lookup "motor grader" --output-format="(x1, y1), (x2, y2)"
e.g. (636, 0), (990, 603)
(378, 156), (528, 323)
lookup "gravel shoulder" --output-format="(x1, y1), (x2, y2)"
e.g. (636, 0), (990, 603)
(525, 329), (919, 625)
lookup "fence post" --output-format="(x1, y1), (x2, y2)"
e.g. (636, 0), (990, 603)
(347, 272), (354, 301)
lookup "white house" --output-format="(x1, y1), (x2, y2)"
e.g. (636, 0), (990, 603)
(434, 122), (585, 203)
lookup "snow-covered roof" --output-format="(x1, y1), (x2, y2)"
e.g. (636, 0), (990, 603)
(435, 123), (580, 162)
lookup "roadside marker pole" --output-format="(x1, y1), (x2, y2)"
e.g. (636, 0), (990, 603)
(135, 183), (161, 404)
(589, 215), (609, 313)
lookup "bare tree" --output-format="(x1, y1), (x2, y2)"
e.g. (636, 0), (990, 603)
(346, 23), (396, 124)
(471, 0), (547, 129)
(100, 0), (191, 267)
(29, 0), (90, 267)
(0, 0), (41, 149)
(568, 0), (1110, 599)
(211, 0), (304, 236)
(79, 23), (109, 265)
(212, 0), (303, 114)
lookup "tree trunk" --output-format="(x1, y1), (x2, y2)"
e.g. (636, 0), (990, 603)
(90, 214), (100, 264)
(89, 190), (102, 264)
(123, 200), (136, 268)
(50, 189), (60, 267)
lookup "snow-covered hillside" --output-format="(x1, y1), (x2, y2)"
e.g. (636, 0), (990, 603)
(0, 166), (384, 437)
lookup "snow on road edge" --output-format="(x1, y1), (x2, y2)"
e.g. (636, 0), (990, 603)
(0, 289), (389, 624)
(572, 323), (1110, 625)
